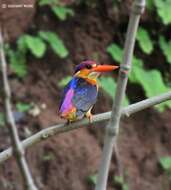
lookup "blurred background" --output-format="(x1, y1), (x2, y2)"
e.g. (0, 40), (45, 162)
(0, 0), (171, 189)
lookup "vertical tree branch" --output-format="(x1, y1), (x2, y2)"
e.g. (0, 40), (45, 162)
(95, 1), (146, 190)
(0, 28), (38, 190)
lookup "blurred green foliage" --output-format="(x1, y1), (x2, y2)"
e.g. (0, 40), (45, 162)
(159, 157), (171, 171)
(87, 174), (97, 185)
(98, 76), (116, 98)
(136, 27), (154, 55)
(5, 42), (27, 78)
(99, 76), (129, 106)
(16, 102), (32, 113)
(51, 6), (74, 20)
(0, 112), (5, 127)
(20, 35), (46, 58)
(58, 76), (72, 87)
(4, 1), (71, 79)
(154, 0), (171, 25)
(105, 1), (171, 111)
(38, 31), (69, 58)
(159, 156), (171, 180)
(6, 31), (68, 78)
(147, 0), (171, 25)
(159, 36), (171, 64)
(39, 0), (74, 21)
(107, 43), (171, 111)
(107, 43), (122, 63)
(113, 175), (129, 190)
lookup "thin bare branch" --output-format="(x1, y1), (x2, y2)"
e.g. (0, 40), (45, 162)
(95, 1), (146, 190)
(0, 90), (170, 164)
(0, 28), (38, 190)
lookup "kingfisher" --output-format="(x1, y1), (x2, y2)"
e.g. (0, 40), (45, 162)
(59, 60), (119, 122)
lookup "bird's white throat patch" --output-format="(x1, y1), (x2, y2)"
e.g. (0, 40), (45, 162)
(88, 72), (100, 79)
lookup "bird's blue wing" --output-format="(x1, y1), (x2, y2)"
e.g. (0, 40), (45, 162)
(72, 78), (98, 114)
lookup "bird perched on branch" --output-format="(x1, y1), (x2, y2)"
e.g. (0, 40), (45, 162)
(59, 60), (119, 122)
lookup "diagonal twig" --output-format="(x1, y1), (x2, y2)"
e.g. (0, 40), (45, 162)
(0, 90), (170, 164)
(0, 28), (38, 190)
(95, 0), (146, 190)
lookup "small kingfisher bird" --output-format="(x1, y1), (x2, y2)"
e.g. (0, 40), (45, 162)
(59, 60), (119, 122)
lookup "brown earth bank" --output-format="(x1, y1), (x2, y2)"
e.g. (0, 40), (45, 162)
(0, 1), (171, 190)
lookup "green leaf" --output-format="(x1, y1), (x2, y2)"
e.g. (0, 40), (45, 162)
(99, 76), (116, 98)
(99, 76), (129, 106)
(138, 69), (168, 97)
(16, 103), (32, 112)
(114, 175), (124, 184)
(52, 6), (74, 21)
(17, 37), (28, 53)
(159, 157), (171, 171)
(159, 36), (171, 64)
(107, 43), (123, 63)
(136, 27), (154, 54)
(5, 42), (28, 78)
(23, 35), (46, 58)
(39, 0), (50, 6)
(130, 60), (171, 111)
(38, 0), (74, 21)
(58, 76), (72, 87)
(0, 112), (5, 127)
(39, 0), (58, 6)
(130, 57), (171, 111)
(146, 0), (155, 10)
(155, 0), (171, 25)
(38, 0), (74, 20)
(129, 58), (144, 83)
(87, 175), (97, 185)
(114, 176), (129, 190)
(123, 184), (129, 190)
(123, 96), (130, 107)
(8, 49), (28, 78)
(39, 31), (69, 58)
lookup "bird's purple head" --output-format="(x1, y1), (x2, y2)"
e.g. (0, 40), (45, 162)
(74, 60), (97, 73)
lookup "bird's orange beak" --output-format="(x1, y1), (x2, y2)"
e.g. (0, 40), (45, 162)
(91, 65), (119, 72)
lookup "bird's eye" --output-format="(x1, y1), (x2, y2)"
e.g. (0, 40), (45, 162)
(86, 65), (92, 69)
